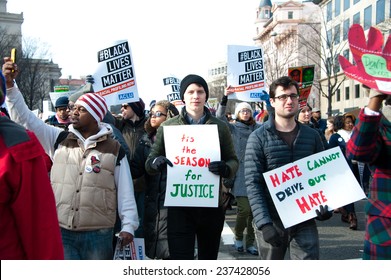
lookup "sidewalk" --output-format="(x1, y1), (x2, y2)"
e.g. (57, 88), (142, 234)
(218, 198), (367, 260)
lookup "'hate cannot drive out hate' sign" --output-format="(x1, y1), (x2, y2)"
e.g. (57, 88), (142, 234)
(163, 125), (221, 208)
(263, 147), (366, 229)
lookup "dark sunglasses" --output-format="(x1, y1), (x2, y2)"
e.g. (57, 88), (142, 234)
(149, 111), (167, 118)
(121, 104), (129, 109)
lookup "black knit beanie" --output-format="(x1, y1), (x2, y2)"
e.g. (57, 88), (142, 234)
(179, 74), (209, 102)
(128, 98), (145, 118)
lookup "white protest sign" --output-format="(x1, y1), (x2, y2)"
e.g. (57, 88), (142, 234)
(263, 147), (366, 229)
(49, 91), (71, 107)
(163, 125), (220, 207)
(93, 40), (139, 107)
(226, 45), (266, 102)
(162, 75), (184, 105)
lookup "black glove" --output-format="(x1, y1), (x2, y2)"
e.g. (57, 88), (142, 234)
(150, 156), (173, 171)
(220, 95), (228, 106)
(208, 161), (230, 177)
(315, 205), (333, 221)
(261, 224), (282, 247)
(85, 75), (95, 84)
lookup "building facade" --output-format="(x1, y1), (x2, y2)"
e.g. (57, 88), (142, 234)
(0, 0), (88, 112)
(318, 0), (391, 116)
(0, 0), (23, 39)
(253, 0), (322, 109)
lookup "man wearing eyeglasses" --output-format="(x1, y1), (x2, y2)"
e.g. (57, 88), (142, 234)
(245, 76), (332, 260)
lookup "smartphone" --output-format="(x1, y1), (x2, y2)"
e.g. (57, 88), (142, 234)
(11, 48), (17, 63)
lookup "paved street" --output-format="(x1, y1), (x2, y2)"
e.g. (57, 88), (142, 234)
(218, 198), (367, 260)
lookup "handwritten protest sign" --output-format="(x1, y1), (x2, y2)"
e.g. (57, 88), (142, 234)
(263, 147), (366, 228)
(93, 40), (140, 107)
(227, 45), (267, 102)
(49, 90), (71, 108)
(339, 24), (391, 94)
(163, 125), (220, 207)
(288, 65), (315, 108)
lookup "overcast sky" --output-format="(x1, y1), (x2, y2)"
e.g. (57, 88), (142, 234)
(8, 0), (264, 104)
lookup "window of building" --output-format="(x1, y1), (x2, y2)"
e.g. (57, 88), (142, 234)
(335, 0), (341, 16)
(326, 29), (332, 48)
(344, 0), (350, 11)
(337, 89), (341, 102)
(354, 0), (360, 4)
(334, 55), (340, 73)
(334, 25), (341, 45)
(343, 49), (350, 61)
(326, 57), (332, 74)
(355, 85), (360, 98)
(327, 1), (332, 21)
(353, 12), (360, 24)
(355, 84), (360, 99)
(364, 5), (372, 30)
(344, 87), (349, 101)
(288, 11), (293, 19)
(335, 89), (341, 102)
(376, 0), (385, 24)
(343, 19), (350, 40)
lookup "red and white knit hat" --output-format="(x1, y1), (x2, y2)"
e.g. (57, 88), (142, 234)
(75, 92), (107, 123)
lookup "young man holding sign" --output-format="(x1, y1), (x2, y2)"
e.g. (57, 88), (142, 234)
(145, 74), (238, 260)
(245, 76), (332, 260)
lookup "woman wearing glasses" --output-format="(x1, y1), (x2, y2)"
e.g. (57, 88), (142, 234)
(296, 104), (328, 149)
(130, 100), (179, 259)
(215, 86), (261, 256)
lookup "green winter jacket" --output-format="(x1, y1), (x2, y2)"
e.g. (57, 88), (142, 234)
(145, 106), (239, 206)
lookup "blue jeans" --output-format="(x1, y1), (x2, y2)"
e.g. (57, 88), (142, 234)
(254, 219), (319, 260)
(61, 228), (114, 260)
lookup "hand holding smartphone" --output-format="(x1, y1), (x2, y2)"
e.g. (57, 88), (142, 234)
(11, 48), (17, 63)
(11, 48), (17, 73)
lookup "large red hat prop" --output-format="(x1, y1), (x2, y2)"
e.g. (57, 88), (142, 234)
(339, 24), (391, 94)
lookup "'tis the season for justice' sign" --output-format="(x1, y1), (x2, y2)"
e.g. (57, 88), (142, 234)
(263, 147), (365, 228)
(163, 125), (221, 207)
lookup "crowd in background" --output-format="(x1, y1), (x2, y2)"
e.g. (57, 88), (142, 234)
(1, 56), (390, 260)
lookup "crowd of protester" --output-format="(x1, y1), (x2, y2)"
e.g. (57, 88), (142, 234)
(1, 54), (390, 261)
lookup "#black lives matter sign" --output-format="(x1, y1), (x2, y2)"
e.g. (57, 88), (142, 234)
(93, 40), (140, 107)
